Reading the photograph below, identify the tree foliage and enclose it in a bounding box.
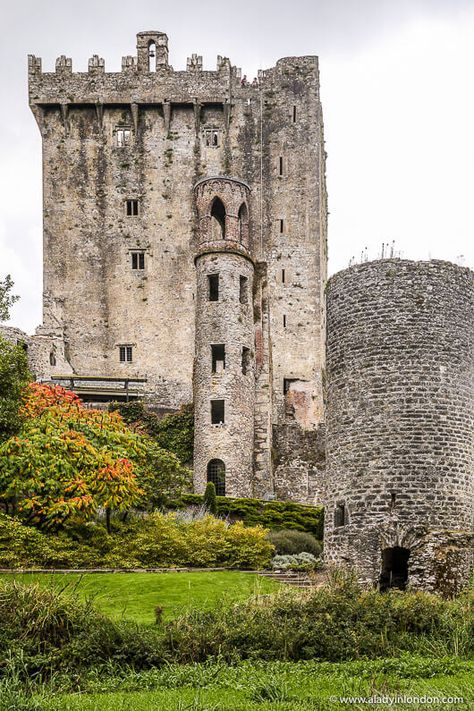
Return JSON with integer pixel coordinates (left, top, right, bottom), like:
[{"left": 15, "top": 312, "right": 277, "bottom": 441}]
[
  {"left": 203, "top": 482, "right": 217, "bottom": 515},
  {"left": 0, "top": 384, "right": 191, "bottom": 529},
  {"left": 0, "top": 275, "right": 19, "bottom": 322},
  {"left": 0, "top": 336, "right": 31, "bottom": 442}
]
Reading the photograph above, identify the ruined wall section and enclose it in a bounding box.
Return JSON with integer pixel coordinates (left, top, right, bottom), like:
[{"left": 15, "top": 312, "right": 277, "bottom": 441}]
[{"left": 325, "top": 260, "right": 474, "bottom": 594}]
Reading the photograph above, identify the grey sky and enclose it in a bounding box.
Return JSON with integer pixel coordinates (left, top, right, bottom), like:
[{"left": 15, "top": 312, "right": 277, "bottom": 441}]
[{"left": 1, "top": 0, "right": 474, "bottom": 332}]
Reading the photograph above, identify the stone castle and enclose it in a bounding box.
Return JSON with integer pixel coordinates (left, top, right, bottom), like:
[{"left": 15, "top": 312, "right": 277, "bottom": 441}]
[{"left": 1, "top": 31, "right": 472, "bottom": 594}]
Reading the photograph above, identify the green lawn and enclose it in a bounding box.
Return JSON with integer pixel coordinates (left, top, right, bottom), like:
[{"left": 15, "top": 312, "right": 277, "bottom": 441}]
[
  {"left": 41, "top": 659, "right": 474, "bottom": 710},
  {"left": 0, "top": 571, "right": 280, "bottom": 624}
]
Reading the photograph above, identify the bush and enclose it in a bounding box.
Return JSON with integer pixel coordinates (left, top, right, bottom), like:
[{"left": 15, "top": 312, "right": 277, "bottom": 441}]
[
  {"left": 165, "top": 573, "right": 474, "bottom": 663},
  {"left": 271, "top": 553, "right": 320, "bottom": 571},
  {"left": 203, "top": 482, "right": 217, "bottom": 515},
  {"left": 268, "top": 529, "right": 322, "bottom": 557},
  {"left": 175, "top": 496, "right": 324, "bottom": 537},
  {"left": 111, "top": 512, "right": 274, "bottom": 569},
  {"left": 0, "top": 580, "right": 166, "bottom": 677}
]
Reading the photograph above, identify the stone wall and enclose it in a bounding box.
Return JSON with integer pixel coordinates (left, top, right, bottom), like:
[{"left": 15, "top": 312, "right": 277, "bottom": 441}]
[{"left": 324, "top": 259, "right": 474, "bottom": 594}]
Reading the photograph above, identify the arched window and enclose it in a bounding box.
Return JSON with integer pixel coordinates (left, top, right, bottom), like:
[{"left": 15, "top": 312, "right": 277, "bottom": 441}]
[
  {"left": 49, "top": 351, "right": 57, "bottom": 367},
  {"left": 210, "top": 197, "right": 226, "bottom": 240},
  {"left": 238, "top": 202, "right": 249, "bottom": 244},
  {"left": 148, "top": 41, "right": 156, "bottom": 72},
  {"left": 207, "top": 459, "right": 226, "bottom": 496}
]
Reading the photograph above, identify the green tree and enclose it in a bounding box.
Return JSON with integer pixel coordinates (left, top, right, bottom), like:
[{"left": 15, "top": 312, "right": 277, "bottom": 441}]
[
  {"left": 0, "top": 336, "right": 31, "bottom": 441},
  {"left": 0, "top": 275, "right": 19, "bottom": 321},
  {"left": 204, "top": 482, "right": 217, "bottom": 515}
]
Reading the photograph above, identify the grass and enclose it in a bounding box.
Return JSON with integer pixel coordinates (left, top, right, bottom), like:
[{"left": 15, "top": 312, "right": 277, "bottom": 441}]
[
  {"left": 40, "top": 658, "right": 474, "bottom": 710},
  {"left": 0, "top": 571, "right": 280, "bottom": 625}
]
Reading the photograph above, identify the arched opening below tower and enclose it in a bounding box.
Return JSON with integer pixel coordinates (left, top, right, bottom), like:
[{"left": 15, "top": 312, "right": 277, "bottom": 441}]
[
  {"left": 379, "top": 547, "right": 410, "bottom": 592},
  {"left": 210, "top": 198, "right": 226, "bottom": 239},
  {"left": 207, "top": 459, "right": 226, "bottom": 496}
]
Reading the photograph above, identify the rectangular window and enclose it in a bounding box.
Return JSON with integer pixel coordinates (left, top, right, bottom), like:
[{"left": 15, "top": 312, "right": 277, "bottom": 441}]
[
  {"left": 116, "top": 128, "right": 132, "bottom": 147},
  {"left": 279, "top": 219, "right": 284, "bottom": 234},
  {"left": 241, "top": 346, "right": 251, "bottom": 375},
  {"left": 239, "top": 275, "right": 248, "bottom": 304},
  {"left": 203, "top": 128, "right": 220, "bottom": 147},
  {"left": 279, "top": 156, "right": 283, "bottom": 176},
  {"left": 119, "top": 345, "right": 133, "bottom": 363},
  {"left": 211, "top": 344, "right": 225, "bottom": 373},
  {"left": 208, "top": 274, "right": 219, "bottom": 301},
  {"left": 334, "top": 504, "right": 346, "bottom": 528},
  {"left": 292, "top": 105, "right": 297, "bottom": 123},
  {"left": 211, "top": 399, "right": 225, "bottom": 424},
  {"left": 131, "top": 251, "right": 145, "bottom": 270},
  {"left": 126, "top": 199, "right": 139, "bottom": 216},
  {"left": 281, "top": 268, "right": 286, "bottom": 284},
  {"left": 283, "top": 377, "right": 298, "bottom": 395},
  {"left": 283, "top": 314, "right": 287, "bottom": 328}
]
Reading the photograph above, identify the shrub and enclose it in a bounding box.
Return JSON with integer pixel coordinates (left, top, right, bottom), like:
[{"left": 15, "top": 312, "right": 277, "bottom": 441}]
[
  {"left": 271, "top": 553, "right": 320, "bottom": 571},
  {"left": 0, "top": 580, "right": 166, "bottom": 676},
  {"left": 165, "top": 573, "right": 474, "bottom": 663},
  {"left": 175, "top": 495, "right": 324, "bottom": 537},
  {"left": 268, "top": 529, "right": 322, "bottom": 557},
  {"left": 203, "top": 482, "right": 217, "bottom": 515}
]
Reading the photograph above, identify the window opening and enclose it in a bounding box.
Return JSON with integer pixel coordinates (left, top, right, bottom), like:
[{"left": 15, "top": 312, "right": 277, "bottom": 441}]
[
  {"left": 119, "top": 345, "right": 133, "bottom": 363},
  {"left": 203, "top": 128, "right": 221, "bottom": 147},
  {"left": 207, "top": 459, "right": 226, "bottom": 496},
  {"left": 148, "top": 41, "right": 156, "bottom": 72},
  {"left": 211, "top": 399, "right": 225, "bottom": 424},
  {"left": 379, "top": 547, "right": 410, "bottom": 592},
  {"left": 116, "top": 128, "right": 132, "bottom": 147},
  {"left": 126, "top": 199, "right": 139, "bottom": 216},
  {"left": 281, "top": 268, "right": 286, "bottom": 283},
  {"left": 239, "top": 275, "right": 248, "bottom": 304},
  {"left": 292, "top": 105, "right": 297, "bottom": 123},
  {"left": 279, "top": 219, "right": 284, "bottom": 234},
  {"left": 211, "top": 344, "right": 225, "bottom": 373},
  {"left": 283, "top": 377, "right": 299, "bottom": 395},
  {"left": 334, "top": 503, "right": 347, "bottom": 528},
  {"left": 283, "top": 314, "right": 287, "bottom": 328},
  {"left": 279, "top": 156, "right": 283, "bottom": 176},
  {"left": 131, "top": 251, "right": 145, "bottom": 270},
  {"left": 210, "top": 197, "right": 226, "bottom": 239},
  {"left": 242, "top": 346, "right": 251, "bottom": 375},
  {"left": 49, "top": 351, "right": 57, "bottom": 366},
  {"left": 238, "top": 203, "right": 249, "bottom": 243},
  {"left": 208, "top": 274, "right": 219, "bottom": 301}
]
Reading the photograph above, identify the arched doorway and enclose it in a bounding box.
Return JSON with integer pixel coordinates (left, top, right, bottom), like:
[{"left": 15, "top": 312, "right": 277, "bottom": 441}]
[
  {"left": 207, "top": 459, "right": 226, "bottom": 496},
  {"left": 210, "top": 198, "right": 226, "bottom": 239},
  {"left": 379, "top": 547, "right": 410, "bottom": 591}
]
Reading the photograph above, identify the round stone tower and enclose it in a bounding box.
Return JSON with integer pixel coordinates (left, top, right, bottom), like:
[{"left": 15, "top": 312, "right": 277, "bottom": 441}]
[
  {"left": 325, "top": 259, "right": 474, "bottom": 595},
  {"left": 193, "top": 177, "right": 255, "bottom": 497}
]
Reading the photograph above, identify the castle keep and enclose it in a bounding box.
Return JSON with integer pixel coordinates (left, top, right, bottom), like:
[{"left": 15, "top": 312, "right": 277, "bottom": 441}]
[
  {"left": 0, "top": 31, "right": 471, "bottom": 594},
  {"left": 25, "top": 31, "right": 327, "bottom": 503}
]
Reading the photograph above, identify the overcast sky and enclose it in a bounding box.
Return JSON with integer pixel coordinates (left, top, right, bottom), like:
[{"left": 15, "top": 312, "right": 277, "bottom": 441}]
[{"left": 1, "top": 0, "right": 474, "bottom": 333}]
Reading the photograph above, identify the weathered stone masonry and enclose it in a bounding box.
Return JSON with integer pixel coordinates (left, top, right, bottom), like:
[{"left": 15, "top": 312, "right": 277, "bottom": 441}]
[
  {"left": 324, "top": 260, "right": 474, "bottom": 594},
  {"left": 26, "top": 31, "right": 328, "bottom": 502}
]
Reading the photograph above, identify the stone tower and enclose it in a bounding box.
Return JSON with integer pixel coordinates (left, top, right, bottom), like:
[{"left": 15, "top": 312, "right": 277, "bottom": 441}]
[
  {"left": 28, "top": 31, "right": 328, "bottom": 502},
  {"left": 325, "top": 260, "right": 474, "bottom": 595}
]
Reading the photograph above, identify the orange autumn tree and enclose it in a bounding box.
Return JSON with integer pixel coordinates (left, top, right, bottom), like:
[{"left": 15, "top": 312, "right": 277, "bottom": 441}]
[{"left": 0, "top": 383, "right": 190, "bottom": 531}]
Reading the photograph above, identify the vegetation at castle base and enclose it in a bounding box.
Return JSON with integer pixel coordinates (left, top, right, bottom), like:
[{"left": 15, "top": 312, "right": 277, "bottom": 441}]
[
  {"left": 0, "top": 274, "right": 19, "bottom": 321},
  {"left": 0, "top": 384, "right": 190, "bottom": 530},
  {"left": 0, "top": 511, "right": 273, "bottom": 570},
  {"left": 0, "top": 335, "right": 31, "bottom": 442},
  {"left": 176, "top": 494, "right": 324, "bottom": 538},
  {"left": 110, "top": 401, "right": 194, "bottom": 467}
]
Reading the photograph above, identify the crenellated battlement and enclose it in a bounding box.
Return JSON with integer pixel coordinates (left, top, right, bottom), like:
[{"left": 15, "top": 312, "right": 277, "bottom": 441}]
[{"left": 28, "top": 31, "right": 318, "bottom": 109}]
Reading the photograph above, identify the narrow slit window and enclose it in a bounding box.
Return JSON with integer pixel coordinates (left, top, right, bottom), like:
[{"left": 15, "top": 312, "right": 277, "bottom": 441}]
[
  {"left": 126, "top": 199, "right": 139, "bottom": 216},
  {"left": 334, "top": 504, "right": 346, "bottom": 528},
  {"left": 241, "top": 346, "right": 251, "bottom": 375},
  {"left": 279, "top": 156, "right": 283, "bottom": 176},
  {"left": 281, "top": 268, "right": 286, "bottom": 284},
  {"left": 211, "top": 399, "right": 225, "bottom": 424},
  {"left": 49, "top": 351, "right": 57, "bottom": 366},
  {"left": 279, "top": 219, "right": 284, "bottom": 234},
  {"left": 211, "top": 344, "right": 225, "bottom": 373},
  {"left": 283, "top": 314, "right": 287, "bottom": 328},
  {"left": 116, "top": 128, "right": 132, "bottom": 147},
  {"left": 239, "top": 275, "right": 248, "bottom": 304},
  {"left": 292, "top": 105, "right": 297, "bottom": 123},
  {"left": 119, "top": 345, "right": 133, "bottom": 363},
  {"left": 208, "top": 274, "right": 219, "bottom": 301},
  {"left": 131, "top": 251, "right": 145, "bottom": 270}
]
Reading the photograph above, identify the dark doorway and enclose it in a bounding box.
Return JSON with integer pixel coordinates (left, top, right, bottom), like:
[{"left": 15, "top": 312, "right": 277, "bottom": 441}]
[
  {"left": 379, "top": 547, "right": 410, "bottom": 591},
  {"left": 207, "top": 459, "right": 226, "bottom": 496}
]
